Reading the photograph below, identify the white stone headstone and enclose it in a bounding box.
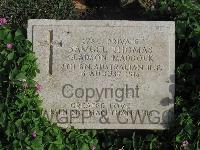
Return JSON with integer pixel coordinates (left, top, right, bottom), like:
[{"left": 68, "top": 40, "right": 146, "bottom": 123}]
[{"left": 28, "top": 20, "right": 175, "bottom": 129}]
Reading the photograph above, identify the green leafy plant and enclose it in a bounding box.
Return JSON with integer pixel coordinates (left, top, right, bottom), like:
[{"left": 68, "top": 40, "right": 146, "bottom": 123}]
[
  {"left": 0, "top": 22, "right": 98, "bottom": 150},
  {"left": 0, "top": 0, "right": 75, "bottom": 28}
]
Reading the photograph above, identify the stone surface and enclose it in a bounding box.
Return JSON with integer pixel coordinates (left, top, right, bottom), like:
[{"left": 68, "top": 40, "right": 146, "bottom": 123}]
[{"left": 28, "top": 20, "right": 175, "bottom": 129}]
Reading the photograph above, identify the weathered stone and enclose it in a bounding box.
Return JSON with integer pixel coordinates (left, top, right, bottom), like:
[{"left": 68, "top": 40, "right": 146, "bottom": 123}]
[{"left": 28, "top": 20, "right": 175, "bottom": 129}]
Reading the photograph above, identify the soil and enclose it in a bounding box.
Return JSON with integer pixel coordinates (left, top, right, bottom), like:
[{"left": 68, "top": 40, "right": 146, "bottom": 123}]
[{"left": 76, "top": 0, "right": 149, "bottom": 20}]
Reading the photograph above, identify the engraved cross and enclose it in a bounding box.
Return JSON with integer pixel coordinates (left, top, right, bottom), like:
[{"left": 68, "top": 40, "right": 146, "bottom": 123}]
[{"left": 38, "top": 30, "right": 62, "bottom": 75}]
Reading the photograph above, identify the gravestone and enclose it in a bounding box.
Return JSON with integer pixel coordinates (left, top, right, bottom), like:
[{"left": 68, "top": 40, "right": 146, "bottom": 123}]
[{"left": 28, "top": 20, "right": 175, "bottom": 129}]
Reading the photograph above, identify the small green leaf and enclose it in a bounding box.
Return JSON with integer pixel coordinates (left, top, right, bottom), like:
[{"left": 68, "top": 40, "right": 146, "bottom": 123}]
[
  {"left": 15, "top": 29, "right": 25, "bottom": 40},
  {"left": 31, "top": 137, "right": 43, "bottom": 150},
  {"left": 0, "top": 68, "right": 5, "bottom": 72},
  {"left": 1, "top": 50, "right": 8, "bottom": 55},
  {"left": 9, "top": 67, "right": 18, "bottom": 80},
  {"left": 66, "top": 145, "right": 73, "bottom": 150},
  {"left": 6, "top": 32, "right": 13, "bottom": 42},
  {"left": 80, "top": 143, "right": 89, "bottom": 150},
  {"left": 26, "top": 40, "right": 32, "bottom": 49},
  {"left": 49, "top": 143, "right": 56, "bottom": 150},
  {"left": 0, "top": 28, "right": 11, "bottom": 40},
  {"left": 15, "top": 29, "right": 23, "bottom": 37},
  {"left": 0, "top": 30, "right": 6, "bottom": 40},
  {"left": 91, "top": 130, "right": 97, "bottom": 138},
  {"left": 3, "top": 60, "right": 7, "bottom": 66},
  {"left": 7, "top": 52, "right": 14, "bottom": 60},
  {"left": 21, "top": 65, "right": 29, "bottom": 72},
  {"left": 15, "top": 73, "right": 27, "bottom": 81}
]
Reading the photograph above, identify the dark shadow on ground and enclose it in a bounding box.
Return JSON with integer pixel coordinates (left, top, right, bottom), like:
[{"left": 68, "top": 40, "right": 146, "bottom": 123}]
[{"left": 79, "top": 0, "right": 148, "bottom": 20}]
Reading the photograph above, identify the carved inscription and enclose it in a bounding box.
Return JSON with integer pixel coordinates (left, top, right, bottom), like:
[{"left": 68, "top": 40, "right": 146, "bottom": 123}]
[
  {"left": 29, "top": 20, "right": 175, "bottom": 129},
  {"left": 60, "top": 37, "right": 163, "bottom": 78}
]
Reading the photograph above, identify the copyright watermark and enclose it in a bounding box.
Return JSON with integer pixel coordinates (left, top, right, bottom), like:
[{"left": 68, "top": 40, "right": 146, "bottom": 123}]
[{"left": 62, "top": 84, "right": 140, "bottom": 102}]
